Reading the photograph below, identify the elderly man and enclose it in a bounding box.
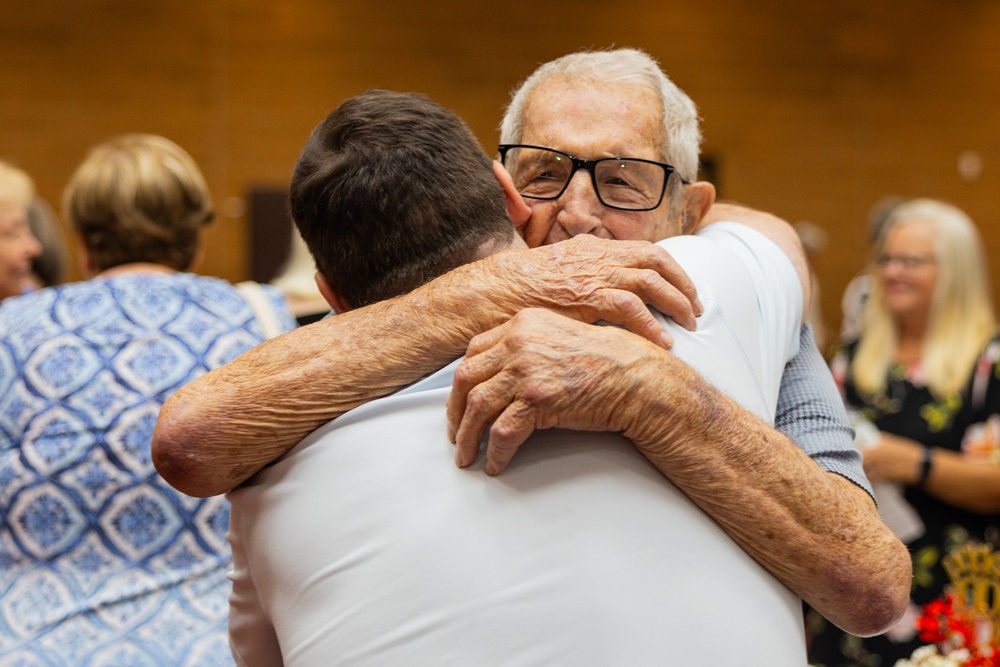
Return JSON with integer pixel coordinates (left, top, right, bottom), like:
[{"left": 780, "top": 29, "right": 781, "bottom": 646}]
[
  {"left": 154, "top": 49, "right": 909, "bottom": 637},
  {"left": 233, "top": 89, "right": 810, "bottom": 664}
]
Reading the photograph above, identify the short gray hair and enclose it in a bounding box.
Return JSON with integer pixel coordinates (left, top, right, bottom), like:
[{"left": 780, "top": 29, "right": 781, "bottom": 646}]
[{"left": 499, "top": 48, "right": 702, "bottom": 182}]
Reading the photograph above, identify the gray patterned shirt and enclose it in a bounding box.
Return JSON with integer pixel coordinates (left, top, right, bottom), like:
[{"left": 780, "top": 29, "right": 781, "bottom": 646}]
[{"left": 777, "top": 323, "right": 874, "bottom": 500}]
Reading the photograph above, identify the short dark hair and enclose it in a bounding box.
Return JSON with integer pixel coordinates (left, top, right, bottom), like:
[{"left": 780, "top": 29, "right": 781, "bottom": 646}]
[{"left": 290, "top": 90, "right": 513, "bottom": 309}]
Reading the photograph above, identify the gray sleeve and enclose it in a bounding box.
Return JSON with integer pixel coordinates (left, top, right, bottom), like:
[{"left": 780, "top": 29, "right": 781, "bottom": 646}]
[{"left": 775, "top": 323, "right": 875, "bottom": 501}]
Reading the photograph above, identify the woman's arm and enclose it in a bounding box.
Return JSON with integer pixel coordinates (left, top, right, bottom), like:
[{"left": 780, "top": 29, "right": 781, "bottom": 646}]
[{"left": 863, "top": 433, "right": 1000, "bottom": 513}]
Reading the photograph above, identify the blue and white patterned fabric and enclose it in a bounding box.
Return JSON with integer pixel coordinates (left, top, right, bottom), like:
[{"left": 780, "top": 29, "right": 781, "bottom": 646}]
[{"left": 0, "top": 272, "right": 294, "bottom": 666}]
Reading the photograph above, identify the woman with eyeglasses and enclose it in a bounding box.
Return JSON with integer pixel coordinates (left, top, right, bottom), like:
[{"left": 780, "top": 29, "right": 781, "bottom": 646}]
[{"left": 808, "top": 199, "right": 1000, "bottom": 665}]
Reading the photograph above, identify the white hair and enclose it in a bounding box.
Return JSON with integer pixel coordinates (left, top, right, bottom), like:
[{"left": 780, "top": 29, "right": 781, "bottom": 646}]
[{"left": 499, "top": 48, "right": 702, "bottom": 182}]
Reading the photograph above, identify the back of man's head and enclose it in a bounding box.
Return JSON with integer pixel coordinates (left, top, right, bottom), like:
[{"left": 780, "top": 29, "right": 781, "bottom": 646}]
[
  {"left": 291, "top": 90, "right": 514, "bottom": 309},
  {"left": 499, "top": 48, "right": 702, "bottom": 183}
]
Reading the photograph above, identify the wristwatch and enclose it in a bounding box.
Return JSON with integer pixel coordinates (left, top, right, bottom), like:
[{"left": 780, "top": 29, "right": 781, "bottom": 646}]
[{"left": 916, "top": 446, "right": 934, "bottom": 488}]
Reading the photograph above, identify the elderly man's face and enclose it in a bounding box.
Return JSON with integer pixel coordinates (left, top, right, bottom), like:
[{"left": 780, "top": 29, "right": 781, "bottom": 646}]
[{"left": 516, "top": 77, "right": 683, "bottom": 246}]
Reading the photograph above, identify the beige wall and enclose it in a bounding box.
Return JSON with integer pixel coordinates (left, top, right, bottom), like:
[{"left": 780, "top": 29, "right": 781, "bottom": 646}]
[{"left": 3, "top": 0, "right": 1000, "bottom": 343}]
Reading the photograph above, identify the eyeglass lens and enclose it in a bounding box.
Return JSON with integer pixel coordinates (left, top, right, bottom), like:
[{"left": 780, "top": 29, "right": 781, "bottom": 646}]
[
  {"left": 503, "top": 146, "right": 665, "bottom": 211},
  {"left": 876, "top": 254, "right": 935, "bottom": 269}
]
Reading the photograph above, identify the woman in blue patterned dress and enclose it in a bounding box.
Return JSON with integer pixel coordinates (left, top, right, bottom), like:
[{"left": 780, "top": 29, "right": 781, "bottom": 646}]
[
  {"left": 0, "top": 135, "right": 295, "bottom": 666},
  {"left": 807, "top": 199, "right": 1000, "bottom": 666}
]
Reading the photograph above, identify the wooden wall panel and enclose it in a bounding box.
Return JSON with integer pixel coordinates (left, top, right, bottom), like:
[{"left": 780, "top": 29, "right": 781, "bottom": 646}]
[{"left": 3, "top": 0, "right": 1000, "bottom": 341}]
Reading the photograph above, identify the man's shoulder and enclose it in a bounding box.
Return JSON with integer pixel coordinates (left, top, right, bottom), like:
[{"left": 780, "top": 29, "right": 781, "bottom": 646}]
[
  {"left": 687, "top": 220, "right": 782, "bottom": 251},
  {"left": 657, "top": 222, "right": 784, "bottom": 270},
  {"left": 656, "top": 223, "right": 794, "bottom": 299},
  {"left": 685, "top": 221, "right": 801, "bottom": 304}
]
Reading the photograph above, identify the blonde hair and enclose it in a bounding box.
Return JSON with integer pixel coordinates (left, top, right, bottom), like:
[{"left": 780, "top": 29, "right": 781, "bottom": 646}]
[
  {"left": 64, "top": 134, "right": 213, "bottom": 272},
  {"left": 0, "top": 160, "right": 35, "bottom": 213},
  {"left": 853, "top": 198, "right": 996, "bottom": 398}
]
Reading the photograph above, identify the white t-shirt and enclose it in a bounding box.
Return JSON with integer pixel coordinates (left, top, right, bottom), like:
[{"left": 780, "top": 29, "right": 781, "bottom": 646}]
[{"left": 227, "top": 223, "right": 804, "bottom": 666}]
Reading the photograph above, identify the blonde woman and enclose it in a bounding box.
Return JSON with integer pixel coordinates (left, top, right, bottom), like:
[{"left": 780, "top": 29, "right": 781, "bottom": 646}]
[
  {"left": 0, "top": 135, "right": 295, "bottom": 665},
  {"left": 0, "top": 160, "right": 42, "bottom": 299},
  {"left": 809, "top": 199, "right": 1000, "bottom": 665}
]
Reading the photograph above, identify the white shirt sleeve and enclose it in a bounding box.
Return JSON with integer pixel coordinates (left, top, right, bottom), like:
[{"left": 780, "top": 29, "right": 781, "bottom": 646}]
[{"left": 655, "top": 222, "right": 803, "bottom": 423}]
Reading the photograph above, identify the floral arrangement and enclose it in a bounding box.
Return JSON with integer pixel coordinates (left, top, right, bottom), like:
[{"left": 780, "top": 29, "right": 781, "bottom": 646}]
[{"left": 896, "top": 544, "right": 1000, "bottom": 666}]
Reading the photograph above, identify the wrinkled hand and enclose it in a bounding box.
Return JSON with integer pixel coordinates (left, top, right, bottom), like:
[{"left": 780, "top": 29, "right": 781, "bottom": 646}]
[
  {"left": 483, "top": 235, "right": 701, "bottom": 349},
  {"left": 862, "top": 433, "right": 922, "bottom": 484},
  {"left": 446, "top": 308, "right": 663, "bottom": 475}
]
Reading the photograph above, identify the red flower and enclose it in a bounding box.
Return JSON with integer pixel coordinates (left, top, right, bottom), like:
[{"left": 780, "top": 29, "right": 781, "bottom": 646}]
[
  {"left": 965, "top": 655, "right": 999, "bottom": 667},
  {"left": 913, "top": 592, "right": 1000, "bottom": 662},
  {"left": 916, "top": 595, "right": 955, "bottom": 643}
]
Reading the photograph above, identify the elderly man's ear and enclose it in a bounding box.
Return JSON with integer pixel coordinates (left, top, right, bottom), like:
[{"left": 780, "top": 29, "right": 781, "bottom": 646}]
[
  {"left": 492, "top": 161, "right": 540, "bottom": 246},
  {"left": 682, "top": 181, "right": 717, "bottom": 234}
]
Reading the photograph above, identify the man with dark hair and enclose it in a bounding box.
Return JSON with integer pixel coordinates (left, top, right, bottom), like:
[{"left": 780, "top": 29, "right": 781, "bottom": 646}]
[
  {"left": 229, "top": 89, "right": 813, "bottom": 664},
  {"left": 291, "top": 90, "right": 514, "bottom": 310}
]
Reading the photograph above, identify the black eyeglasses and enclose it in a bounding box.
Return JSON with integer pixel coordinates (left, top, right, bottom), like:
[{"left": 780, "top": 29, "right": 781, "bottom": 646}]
[{"left": 498, "top": 144, "right": 688, "bottom": 212}]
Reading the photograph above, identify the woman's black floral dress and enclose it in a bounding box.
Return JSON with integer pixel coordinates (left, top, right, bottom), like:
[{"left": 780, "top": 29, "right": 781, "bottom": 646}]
[{"left": 807, "top": 336, "right": 1000, "bottom": 667}]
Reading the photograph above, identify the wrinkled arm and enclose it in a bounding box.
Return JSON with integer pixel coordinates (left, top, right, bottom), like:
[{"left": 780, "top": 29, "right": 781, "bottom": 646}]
[
  {"left": 153, "top": 236, "right": 701, "bottom": 497},
  {"left": 621, "top": 352, "right": 910, "bottom": 637},
  {"left": 703, "top": 208, "right": 877, "bottom": 502},
  {"left": 447, "top": 310, "right": 911, "bottom": 637}
]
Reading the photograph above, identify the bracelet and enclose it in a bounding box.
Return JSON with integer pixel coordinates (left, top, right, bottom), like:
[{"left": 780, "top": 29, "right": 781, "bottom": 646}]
[{"left": 917, "top": 446, "right": 934, "bottom": 488}]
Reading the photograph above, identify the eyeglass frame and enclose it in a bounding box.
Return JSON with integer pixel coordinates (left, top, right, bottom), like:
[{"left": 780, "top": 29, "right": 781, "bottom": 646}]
[
  {"left": 875, "top": 253, "right": 937, "bottom": 270},
  {"left": 497, "top": 144, "right": 691, "bottom": 212}
]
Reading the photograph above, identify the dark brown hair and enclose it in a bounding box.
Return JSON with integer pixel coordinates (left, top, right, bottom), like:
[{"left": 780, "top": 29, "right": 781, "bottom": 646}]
[{"left": 290, "top": 90, "right": 512, "bottom": 308}]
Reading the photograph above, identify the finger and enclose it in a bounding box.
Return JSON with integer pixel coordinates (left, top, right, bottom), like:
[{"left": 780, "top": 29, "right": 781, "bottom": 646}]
[
  {"left": 484, "top": 400, "right": 537, "bottom": 476},
  {"left": 465, "top": 321, "right": 513, "bottom": 359},
  {"left": 447, "top": 342, "right": 507, "bottom": 443},
  {"left": 573, "top": 289, "right": 674, "bottom": 349},
  {"left": 600, "top": 242, "right": 702, "bottom": 322},
  {"left": 641, "top": 246, "right": 703, "bottom": 318},
  {"left": 453, "top": 374, "right": 516, "bottom": 468},
  {"left": 626, "top": 267, "right": 698, "bottom": 332},
  {"left": 522, "top": 208, "right": 556, "bottom": 249}
]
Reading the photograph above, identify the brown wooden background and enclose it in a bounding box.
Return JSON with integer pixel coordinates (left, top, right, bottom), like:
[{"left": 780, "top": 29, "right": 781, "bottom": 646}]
[{"left": 3, "top": 0, "right": 999, "bottom": 345}]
